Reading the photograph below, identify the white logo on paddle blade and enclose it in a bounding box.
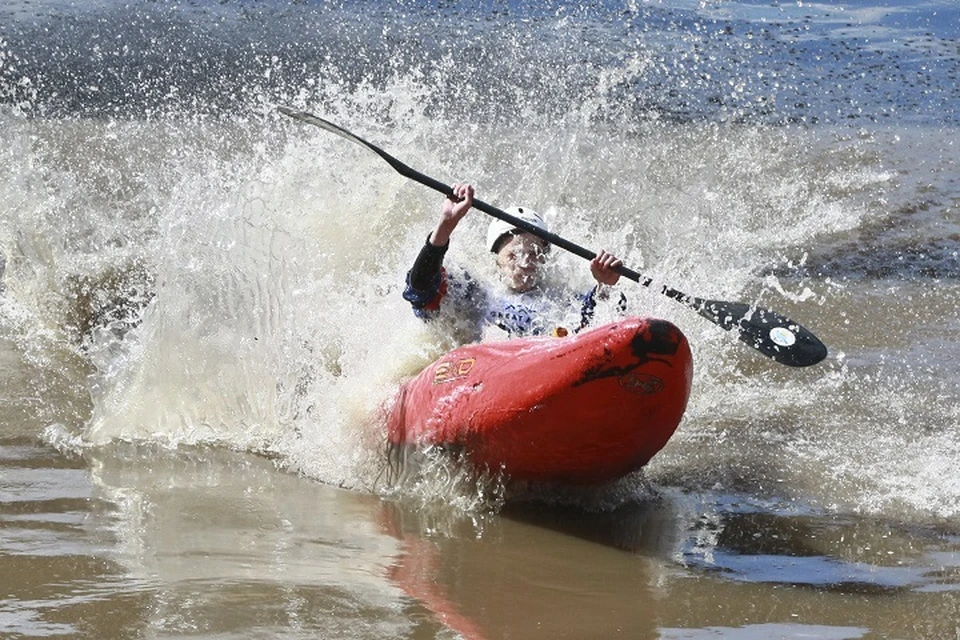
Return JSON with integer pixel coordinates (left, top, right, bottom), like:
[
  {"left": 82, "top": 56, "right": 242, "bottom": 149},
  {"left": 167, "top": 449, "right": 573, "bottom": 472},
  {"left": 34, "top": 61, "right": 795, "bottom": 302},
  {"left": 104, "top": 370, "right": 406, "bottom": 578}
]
[{"left": 769, "top": 326, "right": 797, "bottom": 347}]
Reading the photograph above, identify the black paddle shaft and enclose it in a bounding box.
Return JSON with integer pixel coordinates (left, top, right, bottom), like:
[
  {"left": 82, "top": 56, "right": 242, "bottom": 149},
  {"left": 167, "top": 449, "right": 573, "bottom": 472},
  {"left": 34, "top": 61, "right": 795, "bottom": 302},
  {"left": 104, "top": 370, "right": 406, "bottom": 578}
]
[{"left": 278, "top": 107, "right": 828, "bottom": 368}]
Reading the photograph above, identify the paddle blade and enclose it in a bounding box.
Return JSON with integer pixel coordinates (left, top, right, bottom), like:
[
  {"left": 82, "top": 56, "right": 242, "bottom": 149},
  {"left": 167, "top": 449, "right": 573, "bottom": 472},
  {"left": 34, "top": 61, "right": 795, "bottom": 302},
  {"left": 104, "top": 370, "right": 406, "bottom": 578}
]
[
  {"left": 696, "top": 299, "right": 828, "bottom": 367},
  {"left": 278, "top": 107, "right": 363, "bottom": 146},
  {"left": 278, "top": 106, "right": 456, "bottom": 196}
]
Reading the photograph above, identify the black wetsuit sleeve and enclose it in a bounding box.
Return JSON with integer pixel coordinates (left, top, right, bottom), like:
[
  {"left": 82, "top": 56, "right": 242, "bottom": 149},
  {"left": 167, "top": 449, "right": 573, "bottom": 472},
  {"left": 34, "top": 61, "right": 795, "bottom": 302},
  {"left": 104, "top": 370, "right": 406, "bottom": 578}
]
[{"left": 407, "top": 235, "right": 448, "bottom": 292}]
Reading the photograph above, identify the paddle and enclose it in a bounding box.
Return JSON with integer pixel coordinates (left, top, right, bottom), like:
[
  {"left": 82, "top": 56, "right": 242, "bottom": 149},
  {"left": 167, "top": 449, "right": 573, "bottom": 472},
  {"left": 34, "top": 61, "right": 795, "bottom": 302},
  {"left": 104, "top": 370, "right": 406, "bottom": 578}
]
[{"left": 278, "top": 106, "right": 828, "bottom": 367}]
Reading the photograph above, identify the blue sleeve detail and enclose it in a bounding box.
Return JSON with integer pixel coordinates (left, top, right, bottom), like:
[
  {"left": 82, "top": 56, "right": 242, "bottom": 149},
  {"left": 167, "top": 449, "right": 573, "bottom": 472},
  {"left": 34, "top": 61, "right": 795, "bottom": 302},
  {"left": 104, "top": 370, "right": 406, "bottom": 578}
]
[
  {"left": 403, "top": 269, "right": 443, "bottom": 318},
  {"left": 579, "top": 286, "right": 598, "bottom": 330},
  {"left": 579, "top": 285, "right": 627, "bottom": 330}
]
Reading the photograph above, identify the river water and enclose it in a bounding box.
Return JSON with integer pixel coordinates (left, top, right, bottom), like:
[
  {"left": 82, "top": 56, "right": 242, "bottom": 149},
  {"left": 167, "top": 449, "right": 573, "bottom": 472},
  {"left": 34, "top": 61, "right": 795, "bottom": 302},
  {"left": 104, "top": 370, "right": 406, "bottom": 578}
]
[{"left": 2, "top": 0, "right": 959, "bottom": 638}]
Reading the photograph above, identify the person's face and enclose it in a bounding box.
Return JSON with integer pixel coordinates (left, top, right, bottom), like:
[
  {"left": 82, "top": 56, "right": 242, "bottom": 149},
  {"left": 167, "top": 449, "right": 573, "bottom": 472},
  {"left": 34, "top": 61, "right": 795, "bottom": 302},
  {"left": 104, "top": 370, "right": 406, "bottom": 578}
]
[{"left": 495, "top": 232, "right": 549, "bottom": 292}]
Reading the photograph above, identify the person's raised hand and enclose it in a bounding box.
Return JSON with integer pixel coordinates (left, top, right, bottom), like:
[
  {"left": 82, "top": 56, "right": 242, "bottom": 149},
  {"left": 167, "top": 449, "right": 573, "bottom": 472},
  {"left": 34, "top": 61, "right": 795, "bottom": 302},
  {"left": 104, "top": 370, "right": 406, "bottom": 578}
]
[{"left": 431, "top": 182, "right": 475, "bottom": 246}]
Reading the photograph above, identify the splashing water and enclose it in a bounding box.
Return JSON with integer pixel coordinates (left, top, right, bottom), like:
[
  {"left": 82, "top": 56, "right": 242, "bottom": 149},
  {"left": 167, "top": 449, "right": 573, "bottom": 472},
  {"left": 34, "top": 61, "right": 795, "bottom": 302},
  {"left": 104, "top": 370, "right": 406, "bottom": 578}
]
[{"left": 1, "top": 0, "right": 958, "bottom": 518}]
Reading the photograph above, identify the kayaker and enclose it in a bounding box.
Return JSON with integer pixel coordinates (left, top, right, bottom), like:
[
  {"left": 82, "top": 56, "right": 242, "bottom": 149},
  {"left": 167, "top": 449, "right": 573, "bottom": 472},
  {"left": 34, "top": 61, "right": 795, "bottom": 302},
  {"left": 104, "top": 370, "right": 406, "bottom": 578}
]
[{"left": 403, "top": 183, "right": 627, "bottom": 338}]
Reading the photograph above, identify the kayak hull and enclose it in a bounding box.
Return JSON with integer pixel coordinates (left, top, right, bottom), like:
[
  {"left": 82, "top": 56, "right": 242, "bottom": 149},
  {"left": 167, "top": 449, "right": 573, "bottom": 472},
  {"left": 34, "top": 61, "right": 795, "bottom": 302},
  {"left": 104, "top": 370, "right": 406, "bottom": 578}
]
[{"left": 387, "top": 317, "right": 693, "bottom": 485}]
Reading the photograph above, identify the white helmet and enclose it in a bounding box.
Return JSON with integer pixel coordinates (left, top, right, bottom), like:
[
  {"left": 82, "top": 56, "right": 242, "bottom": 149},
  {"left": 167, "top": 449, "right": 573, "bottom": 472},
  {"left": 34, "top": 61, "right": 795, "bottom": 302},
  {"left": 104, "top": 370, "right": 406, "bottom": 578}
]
[{"left": 486, "top": 206, "right": 548, "bottom": 253}]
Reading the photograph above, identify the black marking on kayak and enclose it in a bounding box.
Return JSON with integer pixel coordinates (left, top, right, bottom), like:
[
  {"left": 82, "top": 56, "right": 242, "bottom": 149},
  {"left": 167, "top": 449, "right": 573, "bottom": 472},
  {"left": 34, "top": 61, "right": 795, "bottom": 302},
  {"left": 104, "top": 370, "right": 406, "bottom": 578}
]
[
  {"left": 631, "top": 319, "right": 683, "bottom": 361},
  {"left": 572, "top": 320, "right": 681, "bottom": 387}
]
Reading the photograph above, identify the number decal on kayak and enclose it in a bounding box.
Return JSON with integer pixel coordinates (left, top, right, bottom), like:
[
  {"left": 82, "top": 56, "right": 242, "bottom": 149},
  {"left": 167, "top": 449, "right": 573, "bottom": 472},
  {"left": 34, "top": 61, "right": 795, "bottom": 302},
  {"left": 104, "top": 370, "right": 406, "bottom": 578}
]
[
  {"left": 619, "top": 373, "right": 664, "bottom": 395},
  {"left": 433, "top": 357, "right": 476, "bottom": 384}
]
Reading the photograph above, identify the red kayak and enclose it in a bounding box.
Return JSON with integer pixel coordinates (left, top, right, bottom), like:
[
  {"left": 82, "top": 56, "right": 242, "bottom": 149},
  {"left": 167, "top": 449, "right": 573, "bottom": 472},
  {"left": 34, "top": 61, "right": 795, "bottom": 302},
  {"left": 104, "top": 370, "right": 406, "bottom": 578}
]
[{"left": 386, "top": 317, "right": 693, "bottom": 485}]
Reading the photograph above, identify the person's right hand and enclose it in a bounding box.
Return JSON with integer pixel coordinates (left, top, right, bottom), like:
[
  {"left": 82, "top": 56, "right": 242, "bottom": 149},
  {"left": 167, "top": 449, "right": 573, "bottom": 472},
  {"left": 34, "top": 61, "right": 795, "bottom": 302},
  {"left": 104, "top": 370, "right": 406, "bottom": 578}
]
[
  {"left": 431, "top": 182, "right": 475, "bottom": 246},
  {"left": 441, "top": 183, "right": 474, "bottom": 223}
]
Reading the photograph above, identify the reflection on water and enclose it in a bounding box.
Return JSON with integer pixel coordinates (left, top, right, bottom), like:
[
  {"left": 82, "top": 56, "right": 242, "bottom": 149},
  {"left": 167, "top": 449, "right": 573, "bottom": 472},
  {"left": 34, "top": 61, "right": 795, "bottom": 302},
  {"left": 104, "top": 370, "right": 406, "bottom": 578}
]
[
  {"left": 0, "top": 438, "right": 152, "bottom": 638},
  {"left": 672, "top": 495, "right": 960, "bottom": 594},
  {"left": 660, "top": 623, "right": 869, "bottom": 640},
  {"left": 7, "top": 440, "right": 959, "bottom": 639}
]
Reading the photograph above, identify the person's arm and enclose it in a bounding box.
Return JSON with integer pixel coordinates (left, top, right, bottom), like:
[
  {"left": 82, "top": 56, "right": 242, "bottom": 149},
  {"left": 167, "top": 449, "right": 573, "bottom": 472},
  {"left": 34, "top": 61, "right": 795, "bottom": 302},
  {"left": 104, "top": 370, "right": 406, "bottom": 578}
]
[
  {"left": 402, "top": 183, "right": 475, "bottom": 315},
  {"left": 403, "top": 235, "right": 448, "bottom": 313},
  {"left": 428, "top": 182, "right": 474, "bottom": 247}
]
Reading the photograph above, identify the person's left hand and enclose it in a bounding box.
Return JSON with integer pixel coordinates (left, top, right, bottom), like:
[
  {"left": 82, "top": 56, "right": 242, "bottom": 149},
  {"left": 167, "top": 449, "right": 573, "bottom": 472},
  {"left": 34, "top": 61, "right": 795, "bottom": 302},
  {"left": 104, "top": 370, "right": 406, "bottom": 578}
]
[{"left": 590, "top": 249, "right": 622, "bottom": 286}]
